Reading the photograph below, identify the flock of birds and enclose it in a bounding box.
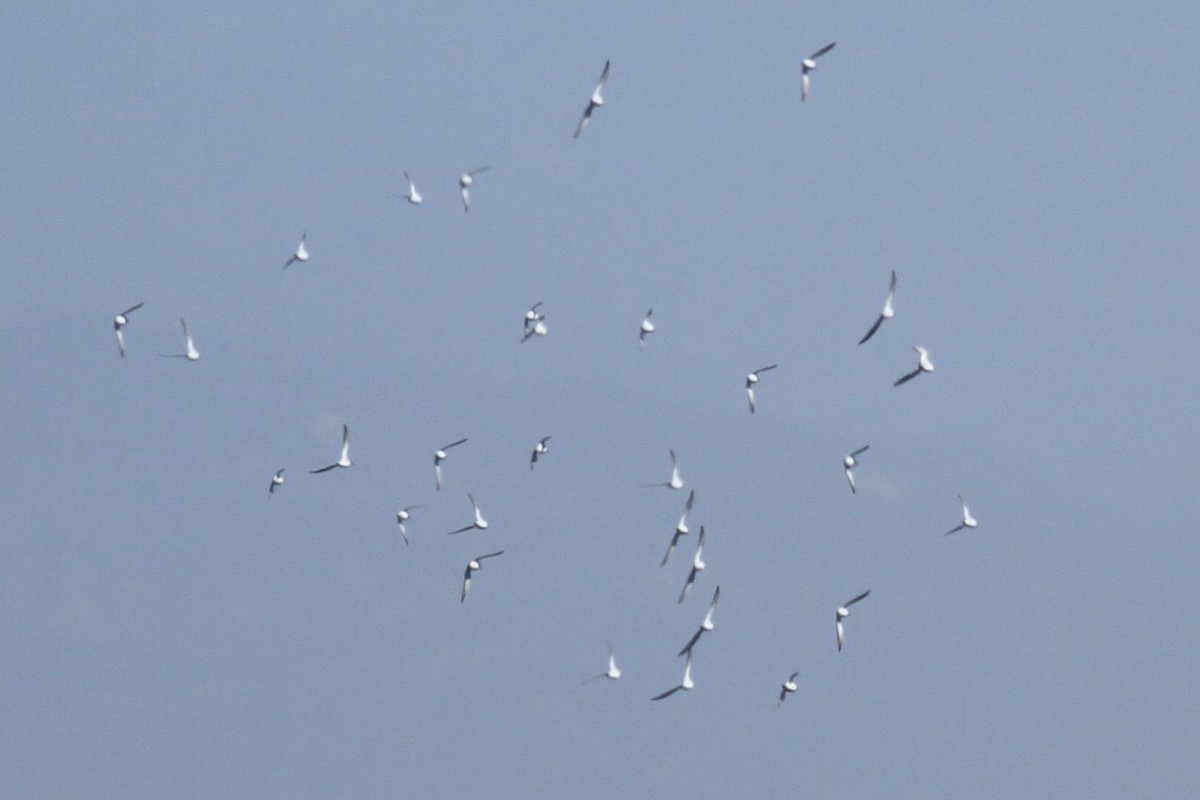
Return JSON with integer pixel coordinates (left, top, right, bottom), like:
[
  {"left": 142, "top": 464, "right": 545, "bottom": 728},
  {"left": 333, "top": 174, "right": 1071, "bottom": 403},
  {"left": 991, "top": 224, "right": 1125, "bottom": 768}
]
[{"left": 109, "top": 45, "right": 982, "bottom": 706}]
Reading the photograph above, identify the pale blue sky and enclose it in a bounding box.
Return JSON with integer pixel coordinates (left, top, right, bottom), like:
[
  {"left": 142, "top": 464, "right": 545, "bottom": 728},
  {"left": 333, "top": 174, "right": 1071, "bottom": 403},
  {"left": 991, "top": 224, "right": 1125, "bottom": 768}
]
[{"left": 1, "top": 3, "right": 1198, "bottom": 798}]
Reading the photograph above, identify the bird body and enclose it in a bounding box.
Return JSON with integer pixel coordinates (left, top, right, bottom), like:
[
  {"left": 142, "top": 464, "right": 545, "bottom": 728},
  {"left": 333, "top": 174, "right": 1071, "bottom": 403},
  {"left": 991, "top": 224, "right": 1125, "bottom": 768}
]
[
  {"left": 396, "top": 505, "right": 424, "bottom": 545},
  {"left": 639, "top": 309, "right": 655, "bottom": 345},
  {"left": 858, "top": 271, "right": 897, "bottom": 345},
  {"left": 448, "top": 494, "right": 488, "bottom": 534},
  {"left": 945, "top": 495, "right": 979, "bottom": 536},
  {"left": 745, "top": 364, "right": 778, "bottom": 413},
  {"left": 678, "top": 585, "right": 720, "bottom": 655},
  {"left": 583, "top": 642, "right": 622, "bottom": 683},
  {"left": 113, "top": 302, "right": 144, "bottom": 357},
  {"left": 652, "top": 650, "right": 695, "bottom": 701},
  {"left": 462, "top": 550, "right": 504, "bottom": 601},
  {"left": 801, "top": 41, "right": 836, "bottom": 101},
  {"left": 836, "top": 590, "right": 871, "bottom": 651},
  {"left": 282, "top": 232, "right": 309, "bottom": 269},
  {"left": 778, "top": 672, "right": 799, "bottom": 706},
  {"left": 642, "top": 449, "right": 684, "bottom": 490},
  {"left": 434, "top": 438, "right": 467, "bottom": 490},
  {"left": 268, "top": 469, "right": 285, "bottom": 498},
  {"left": 574, "top": 60, "right": 611, "bottom": 138},
  {"left": 459, "top": 167, "right": 490, "bottom": 212},
  {"left": 161, "top": 318, "right": 201, "bottom": 361},
  {"left": 310, "top": 424, "right": 352, "bottom": 473},
  {"left": 844, "top": 445, "right": 869, "bottom": 494},
  {"left": 403, "top": 171, "right": 422, "bottom": 204},
  {"left": 678, "top": 526, "right": 707, "bottom": 603},
  {"left": 530, "top": 436, "right": 551, "bottom": 470},
  {"left": 894, "top": 345, "right": 934, "bottom": 386},
  {"left": 661, "top": 489, "right": 696, "bottom": 566}
]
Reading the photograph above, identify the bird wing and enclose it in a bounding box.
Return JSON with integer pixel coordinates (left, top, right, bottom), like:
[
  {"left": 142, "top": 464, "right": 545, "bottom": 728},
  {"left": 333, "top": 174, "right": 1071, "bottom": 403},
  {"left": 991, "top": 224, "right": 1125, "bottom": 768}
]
[
  {"left": 858, "top": 315, "right": 885, "bottom": 345},
  {"left": 845, "top": 590, "right": 871, "bottom": 607},
  {"left": 810, "top": 41, "right": 836, "bottom": 59}
]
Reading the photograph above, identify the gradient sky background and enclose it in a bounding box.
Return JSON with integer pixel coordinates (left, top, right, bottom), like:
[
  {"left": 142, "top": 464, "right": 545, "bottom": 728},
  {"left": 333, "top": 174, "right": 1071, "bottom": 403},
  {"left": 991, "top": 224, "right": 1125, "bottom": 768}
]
[{"left": 2, "top": 2, "right": 1198, "bottom": 798}]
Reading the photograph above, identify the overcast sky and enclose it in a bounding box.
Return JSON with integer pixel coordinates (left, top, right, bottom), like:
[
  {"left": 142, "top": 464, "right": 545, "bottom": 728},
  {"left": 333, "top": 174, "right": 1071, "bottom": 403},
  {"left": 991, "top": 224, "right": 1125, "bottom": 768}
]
[{"left": 1, "top": 3, "right": 1198, "bottom": 798}]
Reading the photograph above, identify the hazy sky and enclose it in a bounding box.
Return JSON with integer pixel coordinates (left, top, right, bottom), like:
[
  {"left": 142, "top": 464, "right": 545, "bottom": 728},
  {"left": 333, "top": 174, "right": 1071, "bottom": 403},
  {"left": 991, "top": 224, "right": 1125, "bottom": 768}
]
[{"left": 2, "top": 3, "right": 1198, "bottom": 798}]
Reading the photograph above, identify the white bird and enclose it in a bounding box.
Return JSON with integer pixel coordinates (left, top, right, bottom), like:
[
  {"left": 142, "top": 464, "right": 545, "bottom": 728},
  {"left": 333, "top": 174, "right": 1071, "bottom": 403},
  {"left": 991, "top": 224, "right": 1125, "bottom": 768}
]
[
  {"left": 524, "top": 301, "right": 544, "bottom": 326},
  {"left": 894, "top": 345, "right": 934, "bottom": 386},
  {"left": 160, "top": 318, "right": 201, "bottom": 361},
  {"left": 403, "top": 171, "right": 423, "bottom": 205},
  {"left": 836, "top": 590, "right": 871, "bottom": 652},
  {"left": 944, "top": 495, "right": 979, "bottom": 536},
  {"left": 434, "top": 438, "right": 468, "bottom": 491},
  {"left": 282, "top": 232, "right": 309, "bottom": 269},
  {"left": 641, "top": 449, "right": 684, "bottom": 490},
  {"left": 639, "top": 308, "right": 656, "bottom": 346},
  {"left": 268, "top": 469, "right": 285, "bottom": 498},
  {"left": 844, "top": 445, "right": 870, "bottom": 494},
  {"left": 651, "top": 649, "right": 695, "bottom": 701},
  {"left": 521, "top": 316, "right": 548, "bottom": 343},
  {"left": 858, "top": 271, "right": 897, "bottom": 345},
  {"left": 801, "top": 41, "right": 836, "bottom": 102},
  {"left": 660, "top": 489, "right": 696, "bottom": 566},
  {"left": 573, "top": 59, "right": 611, "bottom": 139},
  {"left": 310, "top": 424, "right": 352, "bottom": 473},
  {"left": 461, "top": 550, "right": 504, "bottom": 602},
  {"left": 448, "top": 493, "right": 489, "bottom": 535},
  {"left": 778, "top": 672, "right": 799, "bottom": 707},
  {"left": 521, "top": 301, "right": 547, "bottom": 342},
  {"left": 678, "top": 525, "right": 707, "bottom": 603},
  {"left": 530, "top": 436, "right": 551, "bottom": 470},
  {"left": 113, "top": 302, "right": 144, "bottom": 357},
  {"left": 459, "top": 167, "right": 490, "bottom": 212},
  {"left": 583, "top": 642, "right": 622, "bottom": 684},
  {"left": 678, "top": 585, "right": 720, "bottom": 655},
  {"left": 745, "top": 364, "right": 778, "bottom": 414},
  {"left": 396, "top": 504, "right": 425, "bottom": 545}
]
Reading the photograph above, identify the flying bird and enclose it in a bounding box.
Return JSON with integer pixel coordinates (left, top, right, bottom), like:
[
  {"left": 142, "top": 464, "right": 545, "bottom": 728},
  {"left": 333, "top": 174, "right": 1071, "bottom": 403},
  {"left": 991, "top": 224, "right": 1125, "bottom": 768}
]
[
  {"left": 521, "top": 301, "right": 547, "bottom": 342},
  {"left": 573, "top": 59, "right": 611, "bottom": 138},
  {"left": 778, "top": 672, "right": 799, "bottom": 707},
  {"left": 396, "top": 505, "right": 425, "bottom": 545},
  {"left": 523, "top": 301, "right": 544, "bottom": 327},
  {"left": 160, "top": 318, "right": 201, "bottom": 361},
  {"left": 583, "top": 642, "right": 622, "bottom": 684},
  {"left": 944, "top": 495, "right": 979, "bottom": 536},
  {"left": 678, "top": 585, "right": 720, "bottom": 656},
  {"left": 434, "top": 438, "right": 468, "bottom": 491},
  {"left": 310, "top": 424, "right": 352, "bottom": 473},
  {"left": 113, "top": 302, "right": 144, "bottom": 357},
  {"left": 459, "top": 167, "right": 490, "bottom": 212},
  {"left": 894, "top": 345, "right": 934, "bottom": 386},
  {"left": 448, "top": 493, "right": 489, "bottom": 535},
  {"left": 461, "top": 550, "right": 504, "bottom": 602},
  {"left": 530, "top": 436, "right": 551, "bottom": 470},
  {"left": 836, "top": 590, "right": 871, "bottom": 652},
  {"left": 844, "top": 445, "right": 870, "bottom": 494},
  {"left": 858, "top": 271, "right": 897, "bottom": 345},
  {"left": 282, "top": 232, "right": 309, "bottom": 269},
  {"left": 639, "top": 308, "right": 656, "bottom": 346},
  {"left": 651, "top": 649, "right": 695, "bottom": 701},
  {"left": 403, "top": 171, "right": 423, "bottom": 205},
  {"left": 268, "top": 469, "right": 285, "bottom": 498},
  {"left": 660, "top": 489, "right": 695, "bottom": 566},
  {"left": 521, "top": 316, "right": 548, "bottom": 343},
  {"left": 745, "top": 364, "right": 778, "bottom": 414},
  {"left": 678, "top": 525, "right": 708, "bottom": 603},
  {"left": 801, "top": 41, "right": 836, "bottom": 102},
  {"left": 641, "top": 449, "right": 684, "bottom": 490}
]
